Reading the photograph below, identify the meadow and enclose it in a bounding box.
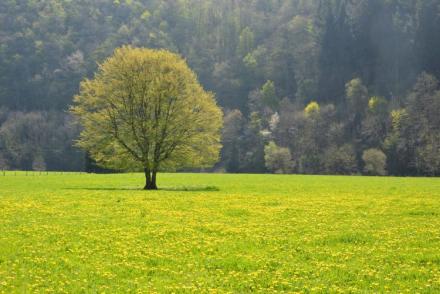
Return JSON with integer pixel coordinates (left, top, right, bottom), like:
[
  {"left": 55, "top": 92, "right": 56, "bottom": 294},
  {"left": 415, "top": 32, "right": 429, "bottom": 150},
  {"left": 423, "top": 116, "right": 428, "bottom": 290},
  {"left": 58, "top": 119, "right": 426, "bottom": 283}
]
[{"left": 0, "top": 172, "right": 440, "bottom": 293}]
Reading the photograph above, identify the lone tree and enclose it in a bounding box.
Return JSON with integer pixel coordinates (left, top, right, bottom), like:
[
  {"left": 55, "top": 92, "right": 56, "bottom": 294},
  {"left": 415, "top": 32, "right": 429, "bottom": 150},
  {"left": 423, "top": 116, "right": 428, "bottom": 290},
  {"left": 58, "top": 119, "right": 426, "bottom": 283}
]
[{"left": 71, "top": 46, "right": 223, "bottom": 190}]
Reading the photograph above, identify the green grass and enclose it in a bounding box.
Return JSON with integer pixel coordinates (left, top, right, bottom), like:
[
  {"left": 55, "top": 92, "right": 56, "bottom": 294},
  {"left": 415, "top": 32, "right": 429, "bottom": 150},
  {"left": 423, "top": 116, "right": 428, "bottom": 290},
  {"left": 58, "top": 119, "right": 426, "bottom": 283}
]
[{"left": 1, "top": 173, "right": 440, "bottom": 293}]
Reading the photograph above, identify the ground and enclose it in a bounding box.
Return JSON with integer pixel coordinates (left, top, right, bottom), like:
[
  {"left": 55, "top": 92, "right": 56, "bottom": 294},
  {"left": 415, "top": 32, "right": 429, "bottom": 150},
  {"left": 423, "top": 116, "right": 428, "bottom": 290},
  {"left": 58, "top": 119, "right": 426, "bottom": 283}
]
[{"left": 0, "top": 172, "right": 440, "bottom": 293}]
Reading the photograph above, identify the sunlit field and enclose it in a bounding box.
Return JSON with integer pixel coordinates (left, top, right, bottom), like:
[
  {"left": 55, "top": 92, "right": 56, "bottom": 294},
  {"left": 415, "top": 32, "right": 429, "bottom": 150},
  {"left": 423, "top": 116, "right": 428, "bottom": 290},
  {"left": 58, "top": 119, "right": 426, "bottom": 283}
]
[{"left": 1, "top": 173, "right": 440, "bottom": 293}]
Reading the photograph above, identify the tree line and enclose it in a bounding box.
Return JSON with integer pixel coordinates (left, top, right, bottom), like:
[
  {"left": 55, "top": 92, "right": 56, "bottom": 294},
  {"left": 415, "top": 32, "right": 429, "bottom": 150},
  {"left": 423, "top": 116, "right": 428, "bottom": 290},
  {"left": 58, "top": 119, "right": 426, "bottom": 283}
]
[
  {"left": 0, "top": 0, "right": 439, "bottom": 175},
  {"left": 223, "top": 73, "right": 440, "bottom": 176}
]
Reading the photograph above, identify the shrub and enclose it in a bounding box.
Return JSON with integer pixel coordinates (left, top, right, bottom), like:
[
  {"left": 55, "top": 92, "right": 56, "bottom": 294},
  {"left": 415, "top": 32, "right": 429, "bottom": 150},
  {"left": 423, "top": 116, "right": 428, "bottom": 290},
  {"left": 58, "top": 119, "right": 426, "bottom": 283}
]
[
  {"left": 363, "top": 149, "right": 387, "bottom": 176},
  {"left": 264, "top": 142, "right": 293, "bottom": 174},
  {"left": 324, "top": 145, "right": 358, "bottom": 175}
]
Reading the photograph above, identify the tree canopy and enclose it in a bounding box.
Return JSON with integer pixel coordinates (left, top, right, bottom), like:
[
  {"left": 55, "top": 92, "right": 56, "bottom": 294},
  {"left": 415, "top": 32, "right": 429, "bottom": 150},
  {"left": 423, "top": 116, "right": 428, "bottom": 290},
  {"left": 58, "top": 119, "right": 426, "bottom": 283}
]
[{"left": 71, "top": 46, "right": 222, "bottom": 189}]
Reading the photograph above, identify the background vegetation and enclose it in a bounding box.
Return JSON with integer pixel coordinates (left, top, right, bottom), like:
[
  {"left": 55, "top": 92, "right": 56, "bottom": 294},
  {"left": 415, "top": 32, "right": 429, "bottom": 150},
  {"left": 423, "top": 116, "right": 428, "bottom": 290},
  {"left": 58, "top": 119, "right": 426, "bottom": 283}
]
[{"left": 0, "top": 0, "right": 439, "bottom": 175}]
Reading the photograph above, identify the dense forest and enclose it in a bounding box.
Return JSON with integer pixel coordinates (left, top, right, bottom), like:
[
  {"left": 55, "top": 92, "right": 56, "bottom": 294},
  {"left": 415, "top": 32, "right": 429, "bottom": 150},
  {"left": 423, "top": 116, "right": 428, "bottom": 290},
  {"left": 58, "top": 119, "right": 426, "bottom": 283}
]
[{"left": 0, "top": 0, "right": 439, "bottom": 175}]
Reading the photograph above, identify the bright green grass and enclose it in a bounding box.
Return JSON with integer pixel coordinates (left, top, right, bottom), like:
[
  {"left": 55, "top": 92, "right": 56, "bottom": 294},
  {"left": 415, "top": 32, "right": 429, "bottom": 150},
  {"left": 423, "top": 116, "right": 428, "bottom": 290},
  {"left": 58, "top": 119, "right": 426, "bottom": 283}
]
[{"left": 1, "top": 173, "right": 440, "bottom": 293}]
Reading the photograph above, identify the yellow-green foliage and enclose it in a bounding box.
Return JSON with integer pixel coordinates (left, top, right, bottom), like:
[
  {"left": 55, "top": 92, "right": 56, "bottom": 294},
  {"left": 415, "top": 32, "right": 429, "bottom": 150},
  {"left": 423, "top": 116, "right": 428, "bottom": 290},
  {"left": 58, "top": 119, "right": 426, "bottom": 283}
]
[
  {"left": 1, "top": 173, "right": 440, "bottom": 292},
  {"left": 71, "top": 46, "right": 223, "bottom": 172},
  {"left": 391, "top": 109, "right": 408, "bottom": 131},
  {"left": 368, "top": 96, "right": 387, "bottom": 112},
  {"left": 304, "top": 101, "right": 320, "bottom": 117}
]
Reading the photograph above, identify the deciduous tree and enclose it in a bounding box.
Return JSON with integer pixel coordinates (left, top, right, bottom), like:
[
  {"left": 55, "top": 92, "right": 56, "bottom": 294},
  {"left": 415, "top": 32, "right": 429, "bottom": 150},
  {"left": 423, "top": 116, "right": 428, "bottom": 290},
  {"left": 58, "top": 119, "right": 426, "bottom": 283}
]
[{"left": 71, "top": 46, "right": 223, "bottom": 190}]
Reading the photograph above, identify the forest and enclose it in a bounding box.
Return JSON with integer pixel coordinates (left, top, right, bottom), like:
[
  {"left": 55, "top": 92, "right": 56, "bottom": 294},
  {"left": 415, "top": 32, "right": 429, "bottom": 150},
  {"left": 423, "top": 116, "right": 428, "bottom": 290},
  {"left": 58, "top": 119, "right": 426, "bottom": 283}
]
[{"left": 0, "top": 0, "right": 439, "bottom": 176}]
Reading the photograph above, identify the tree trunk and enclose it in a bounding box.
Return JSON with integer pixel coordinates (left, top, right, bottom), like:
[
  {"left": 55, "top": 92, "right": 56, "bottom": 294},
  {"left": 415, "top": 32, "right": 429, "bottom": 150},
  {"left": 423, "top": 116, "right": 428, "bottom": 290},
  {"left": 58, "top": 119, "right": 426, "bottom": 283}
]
[
  {"left": 144, "top": 168, "right": 152, "bottom": 190},
  {"left": 150, "top": 171, "right": 158, "bottom": 190},
  {"left": 144, "top": 168, "right": 158, "bottom": 190}
]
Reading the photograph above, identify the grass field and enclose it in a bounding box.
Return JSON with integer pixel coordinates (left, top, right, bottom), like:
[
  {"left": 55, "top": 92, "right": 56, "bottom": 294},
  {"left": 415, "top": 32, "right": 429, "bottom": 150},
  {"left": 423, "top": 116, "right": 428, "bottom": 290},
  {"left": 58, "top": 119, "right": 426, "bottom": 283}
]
[{"left": 1, "top": 173, "right": 440, "bottom": 293}]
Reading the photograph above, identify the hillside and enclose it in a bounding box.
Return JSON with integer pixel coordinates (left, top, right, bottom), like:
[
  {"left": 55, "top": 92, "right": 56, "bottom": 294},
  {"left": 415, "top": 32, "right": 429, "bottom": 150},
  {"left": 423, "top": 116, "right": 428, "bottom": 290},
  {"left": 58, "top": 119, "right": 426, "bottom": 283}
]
[{"left": 0, "top": 0, "right": 439, "bottom": 175}]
